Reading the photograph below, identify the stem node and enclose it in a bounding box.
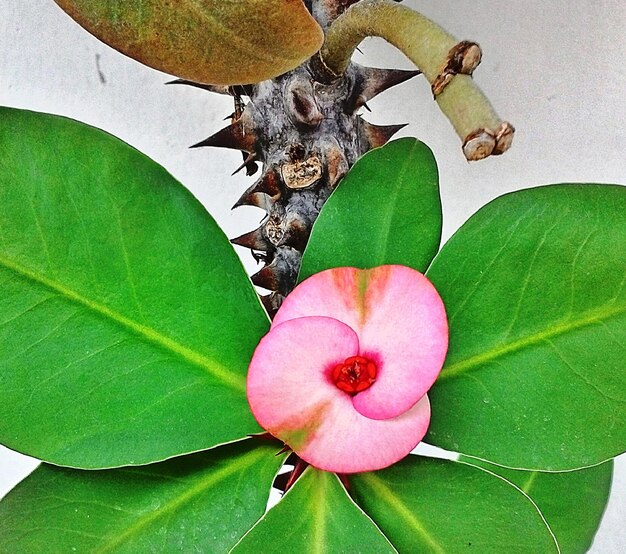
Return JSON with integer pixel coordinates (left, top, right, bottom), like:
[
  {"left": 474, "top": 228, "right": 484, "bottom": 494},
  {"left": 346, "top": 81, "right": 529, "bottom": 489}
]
[
  {"left": 432, "top": 41, "right": 482, "bottom": 97},
  {"left": 319, "top": 0, "right": 514, "bottom": 159}
]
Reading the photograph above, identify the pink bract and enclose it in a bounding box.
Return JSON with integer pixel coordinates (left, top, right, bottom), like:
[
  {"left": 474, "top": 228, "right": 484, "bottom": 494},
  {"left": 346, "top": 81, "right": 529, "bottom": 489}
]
[{"left": 247, "top": 265, "right": 448, "bottom": 473}]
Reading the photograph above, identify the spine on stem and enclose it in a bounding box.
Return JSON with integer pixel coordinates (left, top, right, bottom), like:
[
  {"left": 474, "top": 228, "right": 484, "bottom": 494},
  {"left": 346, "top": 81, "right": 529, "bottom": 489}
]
[{"left": 186, "top": 0, "right": 514, "bottom": 316}]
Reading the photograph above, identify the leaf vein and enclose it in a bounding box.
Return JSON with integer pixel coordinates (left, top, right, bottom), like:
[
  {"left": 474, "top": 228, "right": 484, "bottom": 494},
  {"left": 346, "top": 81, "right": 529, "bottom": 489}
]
[
  {"left": 448, "top": 204, "right": 538, "bottom": 324},
  {"left": 441, "top": 302, "right": 626, "bottom": 380},
  {"left": 360, "top": 473, "right": 445, "bottom": 554},
  {"left": 94, "top": 448, "right": 266, "bottom": 553},
  {"left": 0, "top": 254, "right": 245, "bottom": 392},
  {"left": 544, "top": 339, "right": 626, "bottom": 405}
]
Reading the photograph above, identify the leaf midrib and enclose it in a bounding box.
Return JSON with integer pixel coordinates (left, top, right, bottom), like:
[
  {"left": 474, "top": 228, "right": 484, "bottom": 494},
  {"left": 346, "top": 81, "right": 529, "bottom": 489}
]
[
  {"left": 373, "top": 141, "right": 423, "bottom": 265},
  {"left": 185, "top": 0, "right": 296, "bottom": 66},
  {"left": 95, "top": 447, "right": 267, "bottom": 553},
  {"left": 311, "top": 471, "right": 328, "bottom": 554},
  {"left": 440, "top": 301, "right": 626, "bottom": 380},
  {"left": 0, "top": 253, "right": 245, "bottom": 392},
  {"left": 360, "top": 473, "right": 445, "bottom": 554}
]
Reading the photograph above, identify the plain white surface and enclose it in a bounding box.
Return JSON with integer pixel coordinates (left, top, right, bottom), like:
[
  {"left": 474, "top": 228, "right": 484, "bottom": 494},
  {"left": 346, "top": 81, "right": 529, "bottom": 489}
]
[{"left": 1, "top": 0, "right": 625, "bottom": 551}]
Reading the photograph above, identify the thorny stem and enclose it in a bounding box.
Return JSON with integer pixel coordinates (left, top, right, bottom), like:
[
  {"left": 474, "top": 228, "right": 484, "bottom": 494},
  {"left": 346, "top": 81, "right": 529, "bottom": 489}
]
[{"left": 319, "top": 0, "right": 514, "bottom": 160}]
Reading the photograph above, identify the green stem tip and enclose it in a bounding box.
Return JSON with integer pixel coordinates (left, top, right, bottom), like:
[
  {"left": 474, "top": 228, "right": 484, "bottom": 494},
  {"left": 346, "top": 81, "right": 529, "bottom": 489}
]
[{"left": 319, "top": 0, "right": 514, "bottom": 161}]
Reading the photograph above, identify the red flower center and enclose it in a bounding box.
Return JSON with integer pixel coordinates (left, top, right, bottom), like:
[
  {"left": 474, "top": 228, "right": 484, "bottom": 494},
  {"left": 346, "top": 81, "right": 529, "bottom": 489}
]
[{"left": 331, "top": 355, "right": 377, "bottom": 395}]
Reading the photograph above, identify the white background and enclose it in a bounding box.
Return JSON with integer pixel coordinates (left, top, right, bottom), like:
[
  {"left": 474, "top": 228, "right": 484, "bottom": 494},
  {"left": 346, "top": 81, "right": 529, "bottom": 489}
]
[{"left": 1, "top": 0, "right": 625, "bottom": 551}]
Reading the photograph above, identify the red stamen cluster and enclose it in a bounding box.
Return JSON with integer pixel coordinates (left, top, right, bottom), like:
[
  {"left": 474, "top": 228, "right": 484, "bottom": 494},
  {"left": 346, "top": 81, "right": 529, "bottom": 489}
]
[{"left": 331, "top": 355, "right": 377, "bottom": 395}]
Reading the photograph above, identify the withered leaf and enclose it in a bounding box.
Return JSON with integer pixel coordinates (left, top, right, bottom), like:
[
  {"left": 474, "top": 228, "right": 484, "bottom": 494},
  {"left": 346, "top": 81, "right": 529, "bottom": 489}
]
[{"left": 54, "top": 0, "right": 324, "bottom": 85}]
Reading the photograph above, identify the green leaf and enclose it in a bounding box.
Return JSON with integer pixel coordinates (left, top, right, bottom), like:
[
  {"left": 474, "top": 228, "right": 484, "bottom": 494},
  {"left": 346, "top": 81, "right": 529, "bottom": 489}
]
[
  {"left": 0, "top": 107, "right": 268, "bottom": 468},
  {"left": 426, "top": 184, "right": 626, "bottom": 470},
  {"left": 299, "top": 138, "right": 441, "bottom": 281},
  {"left": 53, "top": 0, "right": 324, "bottom": 85},
  {"left": 350, "top": 455, "right": 559, "bottom": 553},
  {"left": 461, "top": 456, "right": 613, "bottom": 554},
  {"left": 232, "top": 467, "right": 396, "bottom": 553},
  {"left": 0, "top": 440, "right": 284, "bottom": 553}
]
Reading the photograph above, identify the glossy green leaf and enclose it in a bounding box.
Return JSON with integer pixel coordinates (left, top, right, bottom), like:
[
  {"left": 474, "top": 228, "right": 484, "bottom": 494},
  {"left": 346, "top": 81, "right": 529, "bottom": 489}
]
[
  {"left": 461, "top": 456, "right": 613, "bottom": 554},
  {"left": 426, "top": 184, "right": 626, "bottom": 470},
  {"left": 54, "top": 0, "right": 323, "bottom": 85},
  {"left": 232, "top": 467, "right": 396, "bottom": 553},
  {"left": 299, "top": 138, "right": 441, "bottom": 281},
  {"left": 350, "top": 455, "right": 558, "bottom": 553},
  {"left": 0, "top": 440, "right": 284, "bottom": 553},
  {"left": 0, "top": 107, "right": 268, "bottom": 468}
]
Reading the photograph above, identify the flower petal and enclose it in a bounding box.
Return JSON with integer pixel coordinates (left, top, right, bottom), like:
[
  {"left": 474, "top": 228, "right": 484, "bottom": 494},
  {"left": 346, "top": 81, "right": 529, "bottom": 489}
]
[
  {"left": 352, "top": 266, "right": 448, "bottom": 420},
  {"left": 247, "top": 316, "right": 359, "bottom": 453},
  {"left": 273, "top": 267, "right": 362, "bottom": 331},
  {"left": 247, "top": 315, "right": 432, "bottom": 473},
  {"left": 274, "top": 266, "right": 448, "bottom": 420},
  {"left": 298, "top": 395, "right": 431, "bottom": 473}
]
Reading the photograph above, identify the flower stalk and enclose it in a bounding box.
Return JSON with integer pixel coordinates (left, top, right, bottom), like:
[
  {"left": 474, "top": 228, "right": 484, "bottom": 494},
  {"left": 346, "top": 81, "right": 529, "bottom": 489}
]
[{"left": 318, "top": 0, "right": 514, "bottom": 160}]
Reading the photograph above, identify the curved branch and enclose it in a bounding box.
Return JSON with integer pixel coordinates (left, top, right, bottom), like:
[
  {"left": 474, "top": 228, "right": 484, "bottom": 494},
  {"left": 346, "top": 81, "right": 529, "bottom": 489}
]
[{"left": 318, "top": 0, "right": 514, "bottom": 160}]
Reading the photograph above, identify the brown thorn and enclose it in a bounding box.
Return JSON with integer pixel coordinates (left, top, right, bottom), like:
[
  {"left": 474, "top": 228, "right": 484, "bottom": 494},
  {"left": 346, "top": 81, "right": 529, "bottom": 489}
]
[
  {"left": 233, "top": 190, "right": 269, "bottom": 211},
  {"left": 232, "top": 187, "right": 268, "bottom": 210},
  {"left": 232, "top": 170, "right": 282, "bottom": 210},
  {"left": 252, "top": 168, "right": 282, "bottom": 196},
  {"left": 251, "top": 262, "right": 280, "bottom": 291},
  {"left": 230, "top": 226, "right": 270, "bottom": 251},
  {"left": 432, "top": 41, "right": 482, "bottom": 97},
  {"left": 258, "top": 247, "right": 300, "bottom": 296},
  {"left": 350, "top": 94, "right": 369, "bottom": 113},
  {"left": 356, "top": 65, "right": 421, "bottom": 104},
  {"left": 359, "top": 119, "right": 408, "bottom": 150},
  {"left": 276, "top": 445, "right": 292, "bottom": 456},
  {"left": 190, "top": 113, "right": 257, "bottom": 153},
  {"left": 245, "top": 161, "right": 259, "bottom": 177},
  {"left": 166, "top": 79, "right": 231, "bottom": 95},
  {"left": 231, "top": 152, "right": 258, "bottom": 176},
  {"left": 284, "top": 458, "right": 309, "bottom": 493}
]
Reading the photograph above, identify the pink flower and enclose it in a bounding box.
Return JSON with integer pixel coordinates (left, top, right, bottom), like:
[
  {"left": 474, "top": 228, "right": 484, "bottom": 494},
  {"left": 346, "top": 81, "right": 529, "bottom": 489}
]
[{"left": 247, "top": 265, "right": 448, "bottom": 473}]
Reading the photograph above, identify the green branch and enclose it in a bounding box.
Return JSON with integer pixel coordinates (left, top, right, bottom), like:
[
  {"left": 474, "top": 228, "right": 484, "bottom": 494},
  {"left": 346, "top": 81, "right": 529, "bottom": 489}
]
[{"left": 318, "top": 0, "right": 514, "bottom": 160}]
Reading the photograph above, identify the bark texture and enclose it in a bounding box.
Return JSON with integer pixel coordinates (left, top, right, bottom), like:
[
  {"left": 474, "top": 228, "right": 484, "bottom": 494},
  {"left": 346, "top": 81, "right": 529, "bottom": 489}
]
[
  {"left": 189, "top": 0, "right": 416, "bottom": 316},
  {"left": 188, "top": 0, "right": 419, "bottom": 316}
]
